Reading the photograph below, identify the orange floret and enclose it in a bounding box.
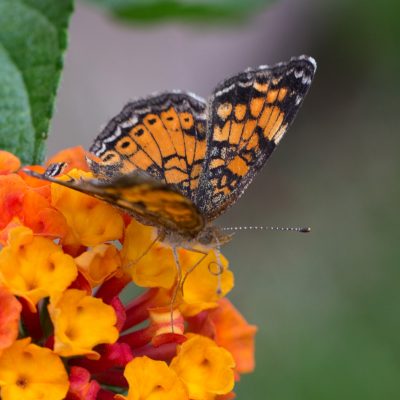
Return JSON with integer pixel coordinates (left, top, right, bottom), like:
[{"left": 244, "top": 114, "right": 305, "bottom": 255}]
[
  {"left": 51, "top": 169, "right": 124, "bottom": 246},
  {"left": 0, "top": 227, "right": 77, "bottom": 311},
  {"left": 178, "top": 249, "right": 234, "bottom": 317},
  {"left": 0, "top": 338, "right": 69, "bottom": 400},
  {"left": 170, "top": 334, "right": 235, "bottom": 399},
  {"left": 208, "top": 299, "right": 257, "bottom": 374},
  {"left": 0, "top": 174, "right": 68, "bottom": 243},
  {"left": 18, "top": 165, "right": 50, "bottom": 189},
  {"left": 0, "top": 175, "right": 25, "bottom": 231},
  {"left": 116, "top": 356, "right": 188, "bottom": 400},
  {"left": 49, "top": 289, "right": 119, "bottom": 359},
  {"left": 75, "top": 244, "right": 121, "bottom": 288},
  {"left": 121, "top": 219, "right": 176, "bottom": 289},
  {"left": 0, "top": 286, "right": 21, "bottom": 355},
  {"left": 0, "top": 151, "right": 20, "bottom": 175},
  {"left": 19, "top": 185, "right": 68, "bottom": 239}
]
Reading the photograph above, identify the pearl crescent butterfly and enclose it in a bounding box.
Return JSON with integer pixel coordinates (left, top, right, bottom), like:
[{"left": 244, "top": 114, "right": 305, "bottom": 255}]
[{"left": 29, "top": 55, "right": 316, "bottom": 247}]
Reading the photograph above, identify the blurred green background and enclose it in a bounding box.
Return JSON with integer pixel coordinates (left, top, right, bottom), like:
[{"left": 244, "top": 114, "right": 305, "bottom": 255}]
[{"left": 48, "top": 0, "right": 400, "bottom": 398}]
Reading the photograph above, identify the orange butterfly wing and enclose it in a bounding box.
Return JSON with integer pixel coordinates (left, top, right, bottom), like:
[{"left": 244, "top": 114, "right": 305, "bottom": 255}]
[
  {"left": 26, "top": 169, "right": 204, "bottom": 237},
  {"left": 195, "top": 56, "right": 316, "bottom": 220},
  {"left": 89, "top": 92, "right": 208, "bottom": 203}
]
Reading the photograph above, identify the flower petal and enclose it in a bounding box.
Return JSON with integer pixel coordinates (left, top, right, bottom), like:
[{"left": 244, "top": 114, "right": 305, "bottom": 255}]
[
  {"left": 122, "top": 220, "right": 176, "bottom": 289},
  {"left": 66, "top": 366, "right": 100, "bottom": 400},
  {"left": 170, "top": 334, "right": 235, "bottom": 399},
  {"left": 75, "top": 244, "right": 121, "bottom": 288},
  {"left": 179, "top": 250, "right": 234, "bottom": 316},
  {"left": 188, "top": 299, "right": 257, "bottom": 375},
  {"left": 0, "top": 174, "right": 67, "bottom": 241},
  {"left": 0, "top": 151, "right": 20, "bottom": 175},
  {"left": 0, "top": 227, "right": 77, "bottom": 311},
  {"left": 0, "top": 338, "right": 68, "bottom": 400},
  {"left": 51, "top": 169, "right": 124, "bottom": 246},
  {"left": 117, "top": 356, "right": 188, "bottom": 400},
  {"left": 49, "top": 289, "right": 119, "bottom": 358},
  {"left": 0, "top": 286, "right": 21, "bottom": 354},
  {"left": 209, "top": 299, "right": 257, "bottom": 374}
]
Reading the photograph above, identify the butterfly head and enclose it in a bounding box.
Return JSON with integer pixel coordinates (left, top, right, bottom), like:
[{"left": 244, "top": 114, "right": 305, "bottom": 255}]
[{"left": 195, "top": 225, "right": 234, "bottom": 248}]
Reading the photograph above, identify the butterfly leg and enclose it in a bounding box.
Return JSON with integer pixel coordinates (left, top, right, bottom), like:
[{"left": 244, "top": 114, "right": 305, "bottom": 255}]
[
  {"left": 180, "top": 247, "right": 224, "bottom": 297},
  {"left": 170, "top": 246, "right": 183, "bottom": 333},
  {"left": 170, "top": 246, "right": 224, "bottom": 331},
  {"left": 180, "top": 248, "right": 209, "bottom": 298},
  {"left": 209, "top": 234, "right": 224, "bottom": 296},
  {"left": 213, "top": 245, "right": 223, "bottom": 296},
  {"left": 123, "top": 233, "right": 162, "bottom": 270}
]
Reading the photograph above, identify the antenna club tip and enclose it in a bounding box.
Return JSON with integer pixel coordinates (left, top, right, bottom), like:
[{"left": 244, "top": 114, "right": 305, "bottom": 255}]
[{"left": 300, "top": 227, "right": 311, "bottom": 233}]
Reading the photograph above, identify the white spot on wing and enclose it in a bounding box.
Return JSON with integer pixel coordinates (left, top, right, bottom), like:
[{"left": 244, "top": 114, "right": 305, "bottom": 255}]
[
  {"left": 187, "top": 91, "right": 207, "bottom": 104},
  {"left": 104, "top": 126, "right": 122, "bottom": 143},
  {"left": 302, "top": 75, "right": 312, "bottom": 85},
  {"left": 294, "top": 69, "right": 304, "bottom": 79},
  {"left": 274, "top": 124, "right": 288, "bottom": 144},
  {"left": 296, "top": 55, "right": 317, "bottom": 70},
  {"left": 93, "top": 143, "right": 107, "bottom": 155},
  {"left": 135, "top": 107, "right": 151, "bottom": 114},
  {"left": 238, "top": 80, "right": 253, "bottom": 88},
  {"left": 215, "top": 83, "right": 235, "bottom": 97},
  {"left": 120, "top": 116, "right": 138, "bottom": 129},
  {"left": 171, "top": 89, "right": 206, "bottom": 104}
]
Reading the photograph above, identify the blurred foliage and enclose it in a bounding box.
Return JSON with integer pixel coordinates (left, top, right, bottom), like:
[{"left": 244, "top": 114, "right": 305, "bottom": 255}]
[
  {"left": 327, "top": 0, "right": 400, "bottom": 71},
  {"left": 85, "top": 0, "right": 273, "bottom": 22},
  {"left": 0, "top": 0, "right": 73, "bottom": 164}
]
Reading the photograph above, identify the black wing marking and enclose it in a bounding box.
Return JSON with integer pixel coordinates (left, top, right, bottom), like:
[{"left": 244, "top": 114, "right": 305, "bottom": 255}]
[
  {"left": 194, "top": 55, "right": 316, "bottom": 220},
  {"left": 89, "top": 92, "right": 208, "bottom": 202}
]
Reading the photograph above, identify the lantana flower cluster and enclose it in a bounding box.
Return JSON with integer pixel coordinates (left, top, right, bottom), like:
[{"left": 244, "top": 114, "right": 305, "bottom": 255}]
[{"left": 0, "top": 147, "right": 257, "bottom": 399}]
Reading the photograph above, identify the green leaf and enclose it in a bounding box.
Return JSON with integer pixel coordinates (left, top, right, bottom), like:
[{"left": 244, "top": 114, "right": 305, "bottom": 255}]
[
  {"left": 86, "top": 0, "right": 272, "bottom": 23},
  {"left": 0, "top": 0, "right": 74, "bottom": 165}
]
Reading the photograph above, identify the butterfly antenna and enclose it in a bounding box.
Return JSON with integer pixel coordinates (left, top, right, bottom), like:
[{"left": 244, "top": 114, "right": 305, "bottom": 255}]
[{"left": 221, "top": 225, "right": 311, "bottom": 233}]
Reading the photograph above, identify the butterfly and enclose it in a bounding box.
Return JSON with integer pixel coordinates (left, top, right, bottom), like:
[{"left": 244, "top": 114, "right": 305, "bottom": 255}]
[{"left": 28, "top": 55, "right": 316, "bottom": 249}]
